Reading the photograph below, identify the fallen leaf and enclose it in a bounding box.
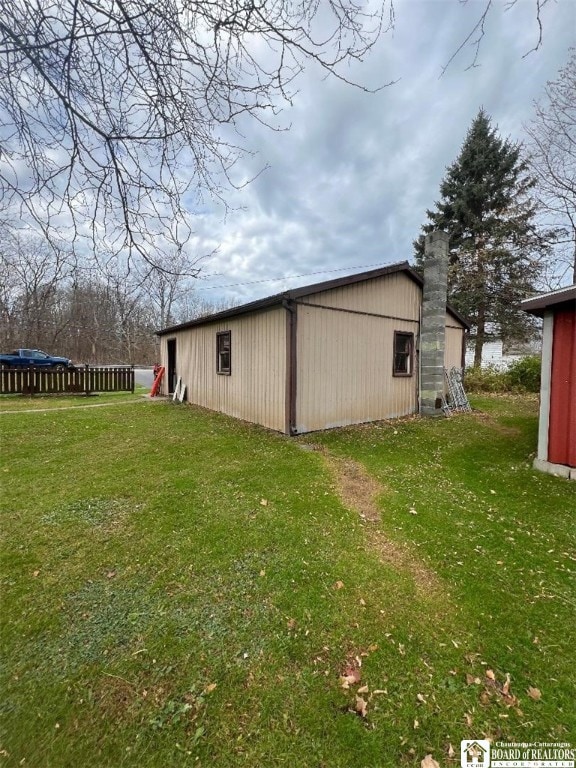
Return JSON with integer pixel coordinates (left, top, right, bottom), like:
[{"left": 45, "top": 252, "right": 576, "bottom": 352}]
[
  {"left": 106, "top": 570, "right": 116, "bottom": 579},
  {"left": 448, "top": 743, "right": 455, "bottom": 758},
  {"left": 32, "top": 570, "right": 40, "bottom": 577},
  {"left": 502, "top": 673, "right": 511, "bottom": 696},
  {"left": 409, "top": 508, "right": 418, "bottom": 515},
  {"left": 259, "top": 569, "right": 266, "bottom": 577},
  {"left": 334, "top": 580, "right": 344, "bottom": 590},
  {"left": 355, "top": 695, "right": 368, "bottom": 717},
  {"left": 286, "top": 618, "right": 297, "bottom": 630},
  {"left": 421, "top": 755, "right": 440, "bottom": 768},
  {"left": 413, "top": 718, "right": 419, "bottom": 729},
  {"left": 416, "top": 693, "right": 426, "bottom": 703},
  {"left": 340, "top": 666, "right": 361, "bottom": 689},
  {"left": 260, "top": 499, "right": 268, "bottom": 506},
  {"left": 465, "top": 674, "right": 478, "bottom": 686},
  {"left": 357, "top": 685, "right": 369, "bottom": 694},
  {"left": 486, "top": 669, "right": 496, "bottom": 681},
  {"left": 527, "top": 686, "right": 541, "bottom": 701},
  {"left": 359, "top": 598, "right": 366, "bottom": 606},
  {"left": 372, "top": 689, "right": 388, "bottom": 695},
  {"left": 464, "top": 712, "right": 473, "bottom": 727},
  {"left": 502, "top": 693, "right": 518, "bottom": 708},
  {"left": 204, "top": 683, "right": 217, "bottom": 694}
]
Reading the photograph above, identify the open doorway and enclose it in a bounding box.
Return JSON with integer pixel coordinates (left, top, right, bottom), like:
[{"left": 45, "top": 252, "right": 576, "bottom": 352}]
[{"left": 167, "top": 338, "right": 177, "bottom": 394}]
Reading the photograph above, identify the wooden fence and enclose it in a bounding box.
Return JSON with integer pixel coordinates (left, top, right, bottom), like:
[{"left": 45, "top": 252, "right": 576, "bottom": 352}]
[{"left": 0, "top": 365, "right": 135, "bottom": 396}]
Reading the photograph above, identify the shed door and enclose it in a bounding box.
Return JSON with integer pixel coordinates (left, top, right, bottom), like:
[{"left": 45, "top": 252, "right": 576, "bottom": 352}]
[
  {"left": 548, "top": 308, "right": 576, "bottom": 468},
  {"left": 167, "top": 338, "right": 177, "bottom": 395}
]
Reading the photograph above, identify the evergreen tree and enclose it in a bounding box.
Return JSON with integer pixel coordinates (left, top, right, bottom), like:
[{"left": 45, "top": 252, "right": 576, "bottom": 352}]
[{"left": 414, "top": 109, "right": 550, "bottom": 367}]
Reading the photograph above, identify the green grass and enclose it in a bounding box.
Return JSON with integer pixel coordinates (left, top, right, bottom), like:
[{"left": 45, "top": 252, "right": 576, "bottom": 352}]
[
  {"left": 1, "top": 395, "right": 574, "bottom": 767},
  {"left": 0, "top": 385, "right": 148, "bottom": 411}
]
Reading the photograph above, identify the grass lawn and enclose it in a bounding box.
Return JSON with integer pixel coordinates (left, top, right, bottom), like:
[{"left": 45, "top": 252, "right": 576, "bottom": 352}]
[{"left": 0, "top": 395, "right": 574, "bottom": 767}]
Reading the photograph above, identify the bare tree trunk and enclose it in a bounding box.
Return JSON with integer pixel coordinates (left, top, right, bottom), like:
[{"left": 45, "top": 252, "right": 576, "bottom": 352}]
[
  {"left": 474, "top": 305, "right": 486, "bottom": 368},
  {"left": 474, "top": 257, "right": 486, "bottom": 368}
]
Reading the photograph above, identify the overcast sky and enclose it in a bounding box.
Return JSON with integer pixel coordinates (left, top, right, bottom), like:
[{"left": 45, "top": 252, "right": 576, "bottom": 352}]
[{"left": 181, "top": 0, "right": 575, "bottom": 307}]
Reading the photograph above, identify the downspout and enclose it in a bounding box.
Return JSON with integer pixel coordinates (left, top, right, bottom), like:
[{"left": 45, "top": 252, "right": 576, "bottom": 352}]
[{"left": 283, "top": 299, "right": 298, "bottom": 436}]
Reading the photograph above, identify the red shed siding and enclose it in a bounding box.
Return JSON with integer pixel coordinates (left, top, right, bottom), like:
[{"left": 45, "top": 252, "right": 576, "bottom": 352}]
[{"left": 548, "top": 308, "right": 576, "bottom": 468}]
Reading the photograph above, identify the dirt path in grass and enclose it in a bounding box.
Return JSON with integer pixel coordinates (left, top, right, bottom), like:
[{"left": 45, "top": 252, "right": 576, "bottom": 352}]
[{"left": 318, "top": 449, "right": 442, "bottom": 598}]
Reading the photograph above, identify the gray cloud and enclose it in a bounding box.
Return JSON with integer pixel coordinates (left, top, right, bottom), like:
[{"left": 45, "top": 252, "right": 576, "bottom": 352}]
[{"left": 186, "top": 0, "right": 575, "bottom": 305}]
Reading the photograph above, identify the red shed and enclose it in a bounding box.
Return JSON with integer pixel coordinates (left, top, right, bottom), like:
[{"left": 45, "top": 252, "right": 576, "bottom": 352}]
[{"left": 522, "top": 285, "right": 576, "bottom": 480}]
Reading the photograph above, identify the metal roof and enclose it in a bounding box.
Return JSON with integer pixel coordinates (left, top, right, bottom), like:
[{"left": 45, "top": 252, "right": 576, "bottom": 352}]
[
  {"left": 521, "top": 285, "right": 576, "bottom": 316},
  {"left": 156, "top": 261, "right": 469, "bottom": 335}
]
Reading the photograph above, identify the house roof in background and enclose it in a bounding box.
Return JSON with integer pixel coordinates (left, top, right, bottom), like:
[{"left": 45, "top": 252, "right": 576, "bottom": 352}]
[
  {"left": 521, "top": 285, "right": 576, "bottom": 317},
  {"left": 156, "top": 261, "right": 469, "bottom": 336}
]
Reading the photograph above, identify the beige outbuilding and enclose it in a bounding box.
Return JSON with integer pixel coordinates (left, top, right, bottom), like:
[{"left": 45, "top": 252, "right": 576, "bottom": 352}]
[{"left": 157, "top": 259, "right": 468, "bottom": 435}]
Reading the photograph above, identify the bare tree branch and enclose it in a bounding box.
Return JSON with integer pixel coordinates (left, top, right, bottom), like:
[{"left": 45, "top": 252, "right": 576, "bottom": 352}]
[
  {"left": 442, "top": 0, "right": 550, "bottom": 76},
  {"left": 0, "top": 0, "right": 392, "bottom": 271},
  {"left": 0, "top": 0, "right": 559, "bottom": 280},
  {"left": 525, "top": 48, "right": 576, "bottom": 285}
]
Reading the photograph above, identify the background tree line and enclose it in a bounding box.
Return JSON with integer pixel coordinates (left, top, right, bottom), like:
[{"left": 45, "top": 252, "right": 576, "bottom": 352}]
[{"left": 0, "top": 228, "right": 229, "bottom": 364}]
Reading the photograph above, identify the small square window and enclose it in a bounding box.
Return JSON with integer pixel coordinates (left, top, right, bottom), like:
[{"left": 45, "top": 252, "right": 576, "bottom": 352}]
[
  {"left": 393, "top": 332, "right": 413, "bottom": 376},
  {"left": 216, "top": 331, "right": 231, "bottom": 374}
]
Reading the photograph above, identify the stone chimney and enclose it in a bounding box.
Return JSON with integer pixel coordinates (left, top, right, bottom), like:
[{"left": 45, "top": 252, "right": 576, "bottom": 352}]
[{"left": 419, "top": 230, "right": 450, "bottom": 416}]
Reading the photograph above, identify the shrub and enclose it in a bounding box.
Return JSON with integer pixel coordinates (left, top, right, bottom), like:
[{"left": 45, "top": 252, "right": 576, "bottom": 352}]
[
  {"left": 464, "top": 364, "right": 509, "bottom": 393},
  {"left": 505, "top": 355, "right": 541, "bottom": 393},
  {"left": 463, "top": 355, "right": 541, "bottom": 394}
]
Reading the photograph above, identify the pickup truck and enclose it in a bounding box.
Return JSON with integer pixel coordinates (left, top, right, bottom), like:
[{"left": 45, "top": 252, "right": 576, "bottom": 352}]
[{"left": 0, "top": 349, "right": 74, "bottom": 370}]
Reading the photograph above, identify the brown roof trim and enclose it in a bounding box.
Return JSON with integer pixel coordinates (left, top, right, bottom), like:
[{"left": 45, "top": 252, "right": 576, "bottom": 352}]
[
  {"left": 521, "top": 285, "right": 576, "bottom": 316},
  {"left": 156, "top": 261, "right": 469, "bottom": 335}
]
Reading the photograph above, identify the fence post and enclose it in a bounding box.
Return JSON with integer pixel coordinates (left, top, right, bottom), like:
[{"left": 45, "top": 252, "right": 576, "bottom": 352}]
[
  {"left": 131, "top": 365, "right": 135, "bottom": 393},
  {"left": 84, "top": 363, "right": 90, "bottom": 397}
]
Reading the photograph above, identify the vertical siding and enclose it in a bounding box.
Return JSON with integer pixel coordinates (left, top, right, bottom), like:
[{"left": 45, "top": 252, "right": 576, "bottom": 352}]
[
  {"left": 157, "top": 274, "right": 467, "bottom": 436},
  {"left": 295, "top": 274, "right": 421, "bottom": 433},
  {"left": 161, "top": 308, "right": 287, "bottom": 432},
  {"left": 444, "top": 317, "right": 465, "bottom": 370},
  {"left": 548, "top": 307, "right": 576, "bottom": 467},
  {"left": 304, "top": 272, "right": 422, "bottom": 318}
]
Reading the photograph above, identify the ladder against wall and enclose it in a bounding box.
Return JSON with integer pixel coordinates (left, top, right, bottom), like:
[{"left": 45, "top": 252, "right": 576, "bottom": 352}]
[{"left": 442, "top": 367, "right": 471, "bottom": 415}]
